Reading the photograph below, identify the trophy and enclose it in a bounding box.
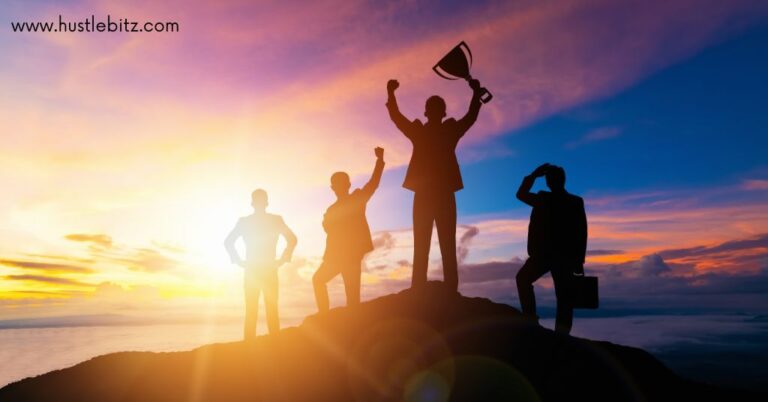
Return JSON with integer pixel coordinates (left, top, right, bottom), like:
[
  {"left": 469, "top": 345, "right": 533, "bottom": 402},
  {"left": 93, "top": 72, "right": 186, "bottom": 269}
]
[{"left": 433, "top": 41, "right": 493, "bottom": 103}]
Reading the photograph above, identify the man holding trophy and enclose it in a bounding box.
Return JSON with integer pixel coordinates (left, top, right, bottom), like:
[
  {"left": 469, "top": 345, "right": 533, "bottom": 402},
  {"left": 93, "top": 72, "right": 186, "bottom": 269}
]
[{"left": 385, "top": 75, "right": 484, "bottom": 292}]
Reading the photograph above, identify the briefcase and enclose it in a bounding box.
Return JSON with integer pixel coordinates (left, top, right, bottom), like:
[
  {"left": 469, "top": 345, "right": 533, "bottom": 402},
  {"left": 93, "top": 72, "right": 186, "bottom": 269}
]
[{"left": 572, "top": 275, "right": 599, "bottom": 309}]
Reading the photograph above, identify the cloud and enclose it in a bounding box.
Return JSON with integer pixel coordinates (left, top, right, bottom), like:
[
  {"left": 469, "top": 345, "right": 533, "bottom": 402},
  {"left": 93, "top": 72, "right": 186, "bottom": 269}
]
[
  {"left": 642, "top": 233, "right": 768, "bottom": 277},
  {"left": 3, "top": 275, "right": 93, "bottom": 287},
  {"left": 64, "top": 233, "right": 113, "bottom": 249},
  {"left": 0, "top": 290, "right": 80, "bottom": 299},
  {"left": 659, "top": 233, "right": 768, "bottom": 260},
  {"left": 92, "top": 281, "right": 162, "bottom": 301},
  {"left": 457, "top": 225, "right": 480, "bottom": 264},
  {"left": 108, "top": 247, "right": 182, "bottom": 273},
  {"left": 741, "top": 179, "right": 768, "bottom": 191},
  {"left": 451, "top": 225, "right": 768, "bottom": 314},
  {"left": 459, "top": 258, "right": 524, "bottom": 285},
  {"left": 582, "top": 186, "right": 768, "bottom": 267},
  {"left": 61, "top": 231, "right": 188, "bottom": 274},
  {"left": 0, "top": 230, "right": 193, "bottom": 312},
  {"left": 607, "top": 253, "right": 672, "bottom": 279},
  {"left": 455, "top": 255, "right": 768, "bottom": 315},
  {"left": 565, "top": 126, "right": 622, "bottom": 149},
  {"left": 364, "top": 226, "right": 485, "bottom": 277},
  {"left": 594, "top": 261, "right": 768, "bottom": 302},
  {"left": 568, "top": 234, "right": 768, "bottom": 312},
  {"left": 23, "top": 254, "right": 96, "bottom": 264},
  {"left": 586, "top": 249, "right": 625, "bottom": 256},
  {"left": 372, "top": 231, "right": 396, "bottom": 252},
  {"left": 0, "top": 259, "right": 94, "bottom": 274},
  {"left": 0, "top": 280, "right": 192, "bottom": 325},
  {"left": 151, "top": 241, "right": 186, "bottom": 254}
]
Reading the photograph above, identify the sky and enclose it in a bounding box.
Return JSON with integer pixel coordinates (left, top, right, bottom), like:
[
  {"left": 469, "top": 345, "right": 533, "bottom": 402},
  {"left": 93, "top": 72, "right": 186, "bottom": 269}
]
[{"left": 1, "top": 0, "right": 767, "bottom": 330}]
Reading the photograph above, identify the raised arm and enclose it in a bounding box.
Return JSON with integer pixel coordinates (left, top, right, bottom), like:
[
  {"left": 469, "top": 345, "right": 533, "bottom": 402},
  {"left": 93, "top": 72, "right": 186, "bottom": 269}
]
[
  {"left": 455, "top": 79, "right": 483, "bottom": 136},
  {"left": 278, "top": 217, "right": 297, "bottom": 264},
  {"left": 517, "top": 164, "right": 551, "bottom": 207},
  {"left": 224, "top": 219, "right": 244, "bottom": 266},
  {"left": 361, "top": 147, "right": 385, "bottom": 199},
  {"left": 385, "top": 79, "right": 414, "bottom": 138}
]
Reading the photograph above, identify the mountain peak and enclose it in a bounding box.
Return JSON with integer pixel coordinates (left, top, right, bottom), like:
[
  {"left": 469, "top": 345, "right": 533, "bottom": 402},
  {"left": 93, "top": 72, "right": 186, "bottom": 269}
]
[{"left": 0, "top": 282, "right": 759, "bottom": 401}]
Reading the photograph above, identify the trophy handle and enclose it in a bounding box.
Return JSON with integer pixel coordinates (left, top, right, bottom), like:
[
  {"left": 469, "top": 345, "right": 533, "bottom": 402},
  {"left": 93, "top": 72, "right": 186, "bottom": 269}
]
[{"left": 479, "top": 87, "right": 493, "bottom": 104}]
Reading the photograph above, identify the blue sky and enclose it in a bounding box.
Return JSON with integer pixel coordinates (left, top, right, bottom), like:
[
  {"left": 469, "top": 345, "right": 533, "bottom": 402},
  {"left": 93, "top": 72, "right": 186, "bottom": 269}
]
[
  {"left": 363, "top": 20, "right": 768, "bottom": 242},
  {"left": 457, "top": 21, "right": 768, "bottom": 215}
]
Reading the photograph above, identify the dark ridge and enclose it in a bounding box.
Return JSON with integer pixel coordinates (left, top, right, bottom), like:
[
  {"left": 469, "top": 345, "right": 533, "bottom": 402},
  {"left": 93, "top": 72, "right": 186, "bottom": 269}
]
[{"left": 1, "top": 282, "right": 763, "bottom": 401}]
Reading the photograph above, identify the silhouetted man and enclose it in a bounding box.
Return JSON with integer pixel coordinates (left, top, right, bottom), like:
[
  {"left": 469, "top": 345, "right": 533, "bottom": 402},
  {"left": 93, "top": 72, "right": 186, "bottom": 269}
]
[
  {"left": 516, "top": 164, "right": 587, "bottom": 334},
  {"left": 224, "top": 189, "right": 297, "bottom": 340},
  {"left": 313, "top": 147, "right": 385, "bottom": 312},
  {"left": 386, "top": 78, "right": 483, "bottom": 292}
]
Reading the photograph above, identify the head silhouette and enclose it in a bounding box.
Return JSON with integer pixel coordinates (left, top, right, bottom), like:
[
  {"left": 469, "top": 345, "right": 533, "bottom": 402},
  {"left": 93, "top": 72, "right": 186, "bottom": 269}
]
[
  {"left": 251, "top": 189, "right": 268, "bottom": 212},
  {"left": 545, "top": 166, "right": 566, "bottom": 192},
  {"left": 424, "top": 95, "right": 446, "bottom": 122},
  {"left": 330, "top": 172, "right": 351, "bottom": 197}
]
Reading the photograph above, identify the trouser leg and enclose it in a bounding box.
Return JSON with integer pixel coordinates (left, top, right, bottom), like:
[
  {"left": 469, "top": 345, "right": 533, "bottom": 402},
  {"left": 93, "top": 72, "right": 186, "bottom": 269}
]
[
  {"left": 412, "top": 192, "right": 434, "bottom": 288},
  {"left": 243, "top": 273, "right": 261, "bottom": 340},
  {"left": 516, "top": 257, "right": 548, "bottom": 319},
  {"left": 552, "top": 268, "right": 574, "bottom": 334},
  {"left": 263, "top": 269, "right": 280, "bottom": 335},
  {"left": 435, "top": 192, "right": 458, "bottom": 291},
  {"left": 313, "top": 261, "right": 340, "bottom": 313},
  {"left": 341, "top": 260, "right": 362, "bottom": 306}
]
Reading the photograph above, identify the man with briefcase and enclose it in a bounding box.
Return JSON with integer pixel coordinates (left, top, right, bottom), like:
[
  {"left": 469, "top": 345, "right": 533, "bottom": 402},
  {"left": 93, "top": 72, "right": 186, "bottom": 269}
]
[{"left": 515, "top": 163, "right": 595, "bottom": 334}]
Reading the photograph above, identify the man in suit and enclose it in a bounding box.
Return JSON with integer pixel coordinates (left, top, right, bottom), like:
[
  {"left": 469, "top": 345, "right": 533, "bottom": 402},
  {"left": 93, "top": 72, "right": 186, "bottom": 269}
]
[
  {"left": 313, "top": 147, "right": 385, "bottom": 312},
  {"left": 224, "top": 189, "right": 297, "bottom": 340},
  {"left": 516, "top": 164, "right": 587, "bottom": 334},
  {"left": 386, "top": 78, "right": 484, "bottom": 292}
]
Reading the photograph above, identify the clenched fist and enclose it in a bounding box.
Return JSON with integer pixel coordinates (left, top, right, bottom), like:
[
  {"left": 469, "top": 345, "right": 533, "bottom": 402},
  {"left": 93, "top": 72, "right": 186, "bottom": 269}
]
[{"left": 387, "top": 79, "right": 399, "bottom": 92}]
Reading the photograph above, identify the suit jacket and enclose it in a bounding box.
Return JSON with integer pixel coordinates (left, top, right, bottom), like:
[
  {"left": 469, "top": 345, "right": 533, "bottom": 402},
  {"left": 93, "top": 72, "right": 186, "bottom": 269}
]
[
  {"left": 399, "top": 119, "right": 465, "bottom": 193},
  {"left": 386, "top": 91, "right": 481, "bottom": 193},
  {"left": 517, "top": 176, "right": 588, "bottom": 264}
]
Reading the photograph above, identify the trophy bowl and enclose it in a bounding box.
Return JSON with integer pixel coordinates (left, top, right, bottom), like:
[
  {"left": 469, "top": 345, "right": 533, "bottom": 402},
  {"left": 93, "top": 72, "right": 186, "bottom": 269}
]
[{"left": 433, "top": 41, "right": 493, "bottom": 103}]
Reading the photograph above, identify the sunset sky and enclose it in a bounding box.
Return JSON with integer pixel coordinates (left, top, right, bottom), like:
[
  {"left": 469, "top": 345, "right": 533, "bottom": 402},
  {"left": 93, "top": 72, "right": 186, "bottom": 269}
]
[{"left": 1, "top": 0, "right": 767, "bottom": 327}]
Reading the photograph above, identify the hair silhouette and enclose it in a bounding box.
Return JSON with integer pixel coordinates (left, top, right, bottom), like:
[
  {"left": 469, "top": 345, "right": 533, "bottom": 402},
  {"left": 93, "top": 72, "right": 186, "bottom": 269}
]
[
  {"left": 545, "top": 165, "right": 566, "bottom": 191},
  {"left": 425, "top": 95, "right": 447, "bottom": 121},
  {"left": 330, "top": 171, "right": 352, "bottom": 196},
  {"left": 251, "top": 189, "right": 268, "bottom": 210}
]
